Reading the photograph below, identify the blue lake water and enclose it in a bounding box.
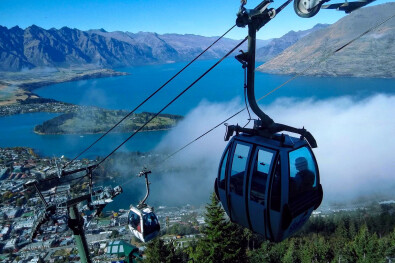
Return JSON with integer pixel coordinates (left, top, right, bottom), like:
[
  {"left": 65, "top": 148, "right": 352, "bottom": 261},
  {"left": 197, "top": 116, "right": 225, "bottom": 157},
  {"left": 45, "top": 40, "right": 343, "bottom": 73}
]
[
  {"left": 0, "top": 113, "right": 167, "bottom": 159},
  {"left": 1, "top": 58, "right": 395, "bottom": 159},
  {"left": 36, "top": 59, "right": 395, "bottom": 115}
]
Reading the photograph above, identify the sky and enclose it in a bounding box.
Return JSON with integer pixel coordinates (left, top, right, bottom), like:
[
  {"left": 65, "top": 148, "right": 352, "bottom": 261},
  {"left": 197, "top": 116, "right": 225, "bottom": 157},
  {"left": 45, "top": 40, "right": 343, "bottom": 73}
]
[{"left": 0, "top": 0, "right": 392, "bottom": 40}]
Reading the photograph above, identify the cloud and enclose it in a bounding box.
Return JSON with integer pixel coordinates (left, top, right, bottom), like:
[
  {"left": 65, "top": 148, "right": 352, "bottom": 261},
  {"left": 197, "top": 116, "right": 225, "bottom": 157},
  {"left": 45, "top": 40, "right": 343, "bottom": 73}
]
[{"left": 151, "top": 94, "right": 395, "bottom": 206}]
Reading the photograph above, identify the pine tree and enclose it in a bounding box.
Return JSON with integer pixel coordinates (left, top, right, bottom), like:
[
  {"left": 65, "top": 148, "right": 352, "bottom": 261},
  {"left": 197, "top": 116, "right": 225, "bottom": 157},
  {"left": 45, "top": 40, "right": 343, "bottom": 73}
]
[
  {"left": 145, "top": 238, "right": 166, "bottom": 263},
  {"left": 352, "top": 224, "right": 384, "bottom": 263},
  {"left": 299, "top": 237, "right": 314, "bottom": 263},
  {"left": 144, "top": 238, "right": 185, "bottom": 263},
  {"left": 282, "top": 239, "right": 296, "bottom": 263},
  {"left": 333, "top": 219, "right": 348, "bottom": 261},
  {"left": 384, "top": 228, "right": 395, "bottom": 259},
  {"left": 190, "top": 193, "right": 247, "bottom": 263}
]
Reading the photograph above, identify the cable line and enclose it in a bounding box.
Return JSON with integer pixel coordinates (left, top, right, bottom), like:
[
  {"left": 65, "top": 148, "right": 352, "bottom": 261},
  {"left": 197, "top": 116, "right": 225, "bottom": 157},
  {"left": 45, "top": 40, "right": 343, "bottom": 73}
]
[
  {"left": 42, "top": 32, "right": 245, "bottom": 183},
  {"left": 90, "top": 38, "right": 248, "bottom": 190},
  {"left": 94, "top": 37, "right": 248, "bottom": 169},
  {"left": 157, "top": 12, "right": 395, "bottom": 165},
  {"left": 47, "top": 11, "right": 394, "bottom": 187},
  {"left": 63, "top": 25, "right": 236, "bottom": 169}
]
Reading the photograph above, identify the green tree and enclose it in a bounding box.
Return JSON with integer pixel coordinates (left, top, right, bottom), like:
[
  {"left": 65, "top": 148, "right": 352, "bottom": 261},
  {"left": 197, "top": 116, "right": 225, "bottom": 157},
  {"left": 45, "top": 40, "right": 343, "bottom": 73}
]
[
  {"left": 332, "top": 219, "right": 348, "bottom": 261},
  {"left": 144, "top": 238, "right": 185, "bottom": 263},
  {"left": 384, "top": 228, "right": 395, "bottom": 259},
  {"left": 299, "top": 238, "right": 314, "bottom": 263},
  {"left": 190, "top": 193, "right": 247, "bottom": 263},
  {"left": 353, "top": 224, "right": 382, "bottom": 262},
  {"left": 283, "top": 239, "right": 297, "bottom": 263}
]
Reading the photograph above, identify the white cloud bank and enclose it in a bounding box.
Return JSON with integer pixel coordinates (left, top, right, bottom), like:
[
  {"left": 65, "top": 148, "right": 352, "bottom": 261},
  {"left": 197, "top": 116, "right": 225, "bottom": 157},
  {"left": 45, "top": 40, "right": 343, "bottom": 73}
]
[{"left": 151, "top": 94, "right": 395, "bottom": 206}]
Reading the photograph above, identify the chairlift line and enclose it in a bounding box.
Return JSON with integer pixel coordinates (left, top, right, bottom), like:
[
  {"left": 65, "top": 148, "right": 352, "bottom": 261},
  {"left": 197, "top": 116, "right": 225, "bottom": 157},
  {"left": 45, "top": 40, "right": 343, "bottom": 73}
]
[
  {"left": 93, "top": 37, "right": 248, "bottom": 170},
  {"left": 63, "top": 24, "right": 237, "bottom": 170}
]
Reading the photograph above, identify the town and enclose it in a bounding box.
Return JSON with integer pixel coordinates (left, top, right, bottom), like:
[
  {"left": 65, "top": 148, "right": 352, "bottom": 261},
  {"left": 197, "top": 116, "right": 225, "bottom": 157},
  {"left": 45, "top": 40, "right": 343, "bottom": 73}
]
[
  {"left": 1, "top": 147, "right": 394, "bottom": 262},
  {"left": 0, "top": 101, "right": 82, "bottom": 117},
  {"left": 0, "top": 147, "right": 206, "bottom": 262}
]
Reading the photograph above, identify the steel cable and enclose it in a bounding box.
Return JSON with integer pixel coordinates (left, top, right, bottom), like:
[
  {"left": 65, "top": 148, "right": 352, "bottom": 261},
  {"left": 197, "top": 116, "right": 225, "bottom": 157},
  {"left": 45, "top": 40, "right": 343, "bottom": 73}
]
[{"left": 63, "top": 25, "right": 237, "bottom": 169}]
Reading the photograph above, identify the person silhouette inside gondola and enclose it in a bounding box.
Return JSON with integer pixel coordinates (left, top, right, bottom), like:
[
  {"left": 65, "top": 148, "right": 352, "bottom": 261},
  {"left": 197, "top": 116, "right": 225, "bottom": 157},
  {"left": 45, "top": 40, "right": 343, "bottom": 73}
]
[{"left": 295, "top": 157, "right": 315, "bottom": 194}]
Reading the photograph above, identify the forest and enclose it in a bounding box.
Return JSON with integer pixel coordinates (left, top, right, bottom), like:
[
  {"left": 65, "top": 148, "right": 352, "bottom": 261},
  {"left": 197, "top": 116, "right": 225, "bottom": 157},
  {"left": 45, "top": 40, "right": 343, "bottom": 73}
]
[{"left": 143, "top": 194, "right": 395, "bottom": 263}]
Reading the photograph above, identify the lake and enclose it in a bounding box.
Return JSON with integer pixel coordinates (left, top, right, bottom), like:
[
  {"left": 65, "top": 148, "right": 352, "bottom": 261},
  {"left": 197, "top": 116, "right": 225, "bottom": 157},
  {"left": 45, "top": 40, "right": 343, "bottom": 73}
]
[
  {"left": 1, "top": 58, "right": 394, "bottom": 159},
  {"left": 1, "top": 58, "right": 395, "bottom": 209}
]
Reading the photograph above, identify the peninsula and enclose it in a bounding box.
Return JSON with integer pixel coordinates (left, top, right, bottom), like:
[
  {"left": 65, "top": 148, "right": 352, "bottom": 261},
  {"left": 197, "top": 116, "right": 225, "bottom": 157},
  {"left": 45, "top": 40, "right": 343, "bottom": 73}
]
[
  {"left": 34, "top": 109, "right": 183, "bottom": 134},
  {"left": 0, "top": 68, "right": 183, "bottom": 134}
]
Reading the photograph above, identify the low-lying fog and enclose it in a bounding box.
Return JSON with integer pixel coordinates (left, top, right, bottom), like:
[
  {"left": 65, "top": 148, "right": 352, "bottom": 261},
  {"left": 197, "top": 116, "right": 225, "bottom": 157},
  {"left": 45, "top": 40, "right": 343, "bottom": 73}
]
[{"left": 146, "top": 94, "right": 395, "bottom": 207}]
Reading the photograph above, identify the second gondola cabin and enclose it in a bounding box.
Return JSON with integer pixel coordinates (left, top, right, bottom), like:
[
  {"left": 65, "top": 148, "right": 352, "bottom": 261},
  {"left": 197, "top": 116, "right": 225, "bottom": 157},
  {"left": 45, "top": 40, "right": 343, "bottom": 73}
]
[
  {"left": 128, "top": 206, "right": 160, "bottom": 243},
  {"left": 215, "top": 132, "right": 323, "bottom": 242}
]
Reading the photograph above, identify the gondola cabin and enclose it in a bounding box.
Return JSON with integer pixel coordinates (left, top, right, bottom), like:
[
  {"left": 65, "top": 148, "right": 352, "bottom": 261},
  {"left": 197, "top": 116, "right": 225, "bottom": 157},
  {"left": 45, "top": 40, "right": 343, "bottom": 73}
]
[
  {"left": 128, "top": 206, "right": 160, "bottom": 243},
  {"left": 215, "top": 133, "right": 323, "bottom": 242}
]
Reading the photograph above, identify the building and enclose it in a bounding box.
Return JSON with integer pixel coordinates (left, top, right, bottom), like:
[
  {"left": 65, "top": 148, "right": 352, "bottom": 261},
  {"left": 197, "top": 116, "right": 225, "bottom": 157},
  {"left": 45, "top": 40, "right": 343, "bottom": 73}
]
[
  {"left": 0, "top": 226, "right": 10, "bottom": 240},
  {"left": 15, "top": 219, "right": 34, "bottom": 229},
  {"left": 4, "top": 238, "right": 18, "bottom": 251},
  {"left": 0, "top": 168, "right": 9, "bottom": 180},
  {"left": 106, "top": 240, "right": 141, "bottom": 263},
  {"left": 6, "top": 208, "right": 22, "bottom": 219}
]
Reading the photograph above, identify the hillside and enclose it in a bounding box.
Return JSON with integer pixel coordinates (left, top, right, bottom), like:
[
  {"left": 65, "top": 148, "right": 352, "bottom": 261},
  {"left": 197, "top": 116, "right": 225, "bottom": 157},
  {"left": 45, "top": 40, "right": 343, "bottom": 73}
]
[
  {"left": 256, "top": 23, "right": 329, "bottom": 62},
  {"left": 257, "top": 3, "right": 395, "bottom": 78}
]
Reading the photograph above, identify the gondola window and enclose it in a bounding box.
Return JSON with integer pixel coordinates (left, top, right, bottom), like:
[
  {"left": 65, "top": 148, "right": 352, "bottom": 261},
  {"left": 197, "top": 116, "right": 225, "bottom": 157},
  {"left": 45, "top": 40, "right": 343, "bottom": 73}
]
[
  {"left": 289, "top": 147, "right": 317, "bottom": 201},
  {"left": 250, "top": 149, "right": 274, "bottom": 204},
  {"left": 230, "top": 143, "right": 251, "bottom": 196},
  {"left": 219, "top": 148, "right": 229, "bottom": 189}
]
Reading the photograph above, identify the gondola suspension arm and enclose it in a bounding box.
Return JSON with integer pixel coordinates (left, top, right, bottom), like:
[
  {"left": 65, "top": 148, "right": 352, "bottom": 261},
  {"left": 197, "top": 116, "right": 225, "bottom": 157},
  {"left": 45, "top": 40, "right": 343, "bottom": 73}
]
[
  {"left": 137, "top": 168, "right": 152, "bottom": 209},
  {"left": 234, "top": 0, "right": 317, "bottom": 148}
]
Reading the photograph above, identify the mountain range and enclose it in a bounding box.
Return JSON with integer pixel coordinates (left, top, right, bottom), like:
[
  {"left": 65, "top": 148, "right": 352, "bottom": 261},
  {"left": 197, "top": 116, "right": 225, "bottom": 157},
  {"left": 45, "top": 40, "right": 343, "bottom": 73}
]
[
  {"left": 1, "top": 3, "right": 393, "bottom": 78},
  {"left": 0, "top": 23, "right": 321, "bottom": 72},
  {"left": 257, "top": 3, "right": 395, "bottom": 78},
  {"left": 0, "top": 25, "right": 271, "bottom": 72}
]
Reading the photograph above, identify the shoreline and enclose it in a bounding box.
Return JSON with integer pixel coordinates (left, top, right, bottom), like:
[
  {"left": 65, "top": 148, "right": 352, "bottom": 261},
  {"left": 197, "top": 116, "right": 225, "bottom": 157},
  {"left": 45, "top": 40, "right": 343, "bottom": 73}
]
[
  {"left": 0, "top": 68, "right": 129, "bottom": 111},
  {"left": 0, "top": 68, "right": 181, "bottom": 134},
  {"left": 33, "top": 127, "right": 172, "bottom": 135}
]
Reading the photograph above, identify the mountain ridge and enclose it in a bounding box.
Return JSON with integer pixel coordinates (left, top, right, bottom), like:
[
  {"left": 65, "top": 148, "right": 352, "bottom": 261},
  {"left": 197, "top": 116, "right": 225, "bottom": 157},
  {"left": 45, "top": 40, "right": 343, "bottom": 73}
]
[
  {"left": 0, "top": 25, "right": 272, "bottom": 71},
  {"left": 0, "top": 24, "right": 307, "bottom": 72}
]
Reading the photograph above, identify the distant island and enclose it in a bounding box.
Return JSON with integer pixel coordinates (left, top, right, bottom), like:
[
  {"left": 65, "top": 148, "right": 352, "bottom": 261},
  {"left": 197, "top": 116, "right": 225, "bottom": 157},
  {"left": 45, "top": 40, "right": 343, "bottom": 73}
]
[{"left": 34, "top": 108, "right": 183, "bottom": 134}]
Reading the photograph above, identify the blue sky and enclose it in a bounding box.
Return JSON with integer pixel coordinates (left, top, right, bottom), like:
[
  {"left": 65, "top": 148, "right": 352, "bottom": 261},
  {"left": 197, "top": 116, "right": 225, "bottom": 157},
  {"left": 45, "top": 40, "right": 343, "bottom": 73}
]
[{"left": 0, "top": 0, "right": 391, "bottom": 40}]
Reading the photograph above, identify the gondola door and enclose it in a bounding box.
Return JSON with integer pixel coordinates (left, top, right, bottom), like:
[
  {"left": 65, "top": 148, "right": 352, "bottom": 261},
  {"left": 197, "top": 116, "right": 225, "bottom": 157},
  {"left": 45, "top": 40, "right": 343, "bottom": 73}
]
[
  {"left": 217, "top": 145, "right": 230, "bottom": 216},
  {"left": 247, "top": 147, "right": 276, "bottom": 239},
  {"left": 268, "top": 153, "right": 284, "bottom": 242},
  {"left": 128, "top": 208, "right": 144, "bottom": 242},
  {"left": 228, "top": 141, "right": 252, "bottom": 228}
]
